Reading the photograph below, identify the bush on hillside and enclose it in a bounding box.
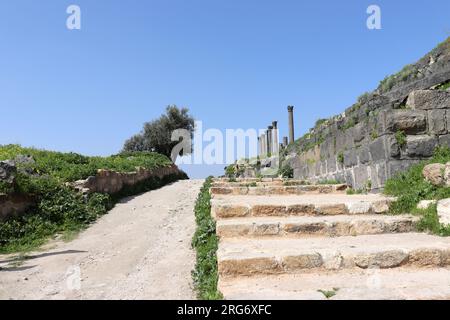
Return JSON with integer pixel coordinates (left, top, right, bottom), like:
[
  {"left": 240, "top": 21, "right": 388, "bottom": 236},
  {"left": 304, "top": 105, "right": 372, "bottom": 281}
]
[{"left": 123, "top": 105, "right": 195, "bottom": 160}]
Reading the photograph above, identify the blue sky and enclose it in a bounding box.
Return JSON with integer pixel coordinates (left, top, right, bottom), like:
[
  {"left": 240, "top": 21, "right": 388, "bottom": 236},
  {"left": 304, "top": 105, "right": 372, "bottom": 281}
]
[{"left": 1, "top": 0, "right": 449, "bottom": 178}]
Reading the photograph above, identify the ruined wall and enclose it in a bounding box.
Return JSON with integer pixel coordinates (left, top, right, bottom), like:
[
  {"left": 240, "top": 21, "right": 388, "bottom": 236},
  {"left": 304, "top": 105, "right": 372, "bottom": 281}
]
[
  {"left": 71, "top": 164, "right": 185, "bottom": 194},
  {"left": 0, "top": 164, "right": 186, "bottom": 221},
  {"left": 285, "top": 39, "right": 450, "bottom": 191}
]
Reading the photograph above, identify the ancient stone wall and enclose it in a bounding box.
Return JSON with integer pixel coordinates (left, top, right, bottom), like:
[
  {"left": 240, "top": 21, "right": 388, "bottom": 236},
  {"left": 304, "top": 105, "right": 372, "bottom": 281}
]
[
  {"left": 0, "top": 194, "right": 35, "bottom": 221},
  {"left": 71, "top": 164, "right": 185, "bottom": 194},
  {"left": 0, "top": 163, "right": 186, "bottom": 221},
  {"left": 285, "top": 39, "right": 450, "bottom": 191}
]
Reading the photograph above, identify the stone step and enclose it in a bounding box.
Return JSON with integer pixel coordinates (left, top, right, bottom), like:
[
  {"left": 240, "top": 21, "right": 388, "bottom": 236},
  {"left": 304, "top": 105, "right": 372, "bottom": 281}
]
[
  {"left": 210, "top": 184, "right": 347, "bottom": 196},
  {"left": 213, "top": 178, "right": 284, "bottom": 183},
  {"left": 219, "top": 268, "right": 450, "bottom": 300},
  {"left": 211, "top": 180, "right": 310, "bottom": 188},
  {"left": 217, "top": 233, "right": 450, "bottom": 277},
  {"left": 216, "top": 215, "right": 418, "bottom": 238},
  {"left": 211, "top": 194, "right": 394, "bottom": 219}
]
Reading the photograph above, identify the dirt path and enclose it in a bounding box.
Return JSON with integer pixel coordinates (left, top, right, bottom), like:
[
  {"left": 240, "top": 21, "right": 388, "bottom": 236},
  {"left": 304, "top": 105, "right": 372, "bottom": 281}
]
[{"left": 0, "top": 179, "right": 204, "bottom": 300}]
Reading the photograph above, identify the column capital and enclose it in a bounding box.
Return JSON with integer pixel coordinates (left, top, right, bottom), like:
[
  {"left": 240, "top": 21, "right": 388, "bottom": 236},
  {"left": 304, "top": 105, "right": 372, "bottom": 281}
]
[
  {"left": 287, "top": 105, "right": 294, "bottom": 112},
  {"left": 272, "top": 121, "right": 278, "bottom": 129}
]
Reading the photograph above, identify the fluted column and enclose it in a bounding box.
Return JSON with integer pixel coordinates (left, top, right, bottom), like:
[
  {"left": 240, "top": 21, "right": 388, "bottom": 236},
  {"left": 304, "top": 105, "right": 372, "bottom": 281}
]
[
  {"left": 288, "top": 105, "right": 295, "bottom": 144},
  {"left": 272, "top": 121, "right": 278, "bottom": 154},
  {"left": 267, "top": 126, "right": 273, "bottom": 155}
]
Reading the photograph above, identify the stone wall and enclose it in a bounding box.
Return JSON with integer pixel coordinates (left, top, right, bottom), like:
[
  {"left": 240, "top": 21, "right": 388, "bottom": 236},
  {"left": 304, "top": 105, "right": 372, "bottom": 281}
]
[
  {"left": 0, "top": 164, "right": 186, "bottom": 221},
  {"left": 71, "top": 164, "right": 185, "bottom": 194},
  {"left": 0, "top": 194, "right": 35, "bottom": 222},
  {"left": 285, "top": 38, "right": 450, "bottom": 191}
]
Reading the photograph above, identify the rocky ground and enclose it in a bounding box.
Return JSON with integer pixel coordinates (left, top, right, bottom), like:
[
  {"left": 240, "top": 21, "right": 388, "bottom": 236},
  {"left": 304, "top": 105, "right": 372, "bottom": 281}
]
[{"left": 0, "top": 179, "right": 203, "bottom": 300}]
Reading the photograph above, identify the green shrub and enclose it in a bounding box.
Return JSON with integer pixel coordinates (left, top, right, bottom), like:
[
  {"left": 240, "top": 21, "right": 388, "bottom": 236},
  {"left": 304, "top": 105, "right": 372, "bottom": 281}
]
[
  {"left": 437, "top": 82, "right": 450, "bottom": 90},
  {"left": 315, "top": 118, "right": 327, "bottom": 128},
  {"left": 191, "top": 177, "right": 222, "bottom": 300},
  {"left": 395, "top": 130, "right": 407, "bottom": 148},
  {"left": 337, "top": 152, "right": 344, "bottom": 164},
  {"left": 225, "top": 165, "right": 235, "bottom": 178},
  {"left": 278, "top": 164, "right": 294, "bottom": 178},
  {"left": 318, "top": 179, "right": 340, "bottom": 185}
]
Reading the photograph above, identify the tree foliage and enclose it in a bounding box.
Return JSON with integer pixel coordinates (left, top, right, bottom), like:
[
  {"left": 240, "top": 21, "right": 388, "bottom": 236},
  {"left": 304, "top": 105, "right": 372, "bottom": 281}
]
[{"left": 123, "top": 105, "right": 195, "bottom": 159}]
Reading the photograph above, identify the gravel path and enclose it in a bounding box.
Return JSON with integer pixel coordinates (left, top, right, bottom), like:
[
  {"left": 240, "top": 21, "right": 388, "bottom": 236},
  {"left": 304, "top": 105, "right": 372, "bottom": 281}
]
[{"left": 0, "top": 179, "right": 204, "bottom": 300}]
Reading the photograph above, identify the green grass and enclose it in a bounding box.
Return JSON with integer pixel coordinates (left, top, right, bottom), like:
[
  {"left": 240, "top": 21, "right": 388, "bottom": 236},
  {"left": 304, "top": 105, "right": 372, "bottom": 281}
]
[
  {"left": 191, "top": 177, "right": 222, "bottom": 300},
  {"left": 346, "top": 188, "right": 366, "bottom": 195},
  {"left": 0, "top": 144, "right": 184, "bottom": 253},
  {"left": 395, "top": 130, "right": 407, "bottom": 148},
  {"left": 337, "top": 152, "right": 344, "bottom": 165},
  {"left": 318, "top": 179, "right": 341, "bottom": 185},
  {"left": 0, "top": 144, "right": 172, "bottom": 183},
  {"left": 278, "top": 164, "right": 294, "bottom": 178},
  {"left": 318, "top": 288, "right": 339, "bottom": 299},
  {"left": 437, "top": 82, "right": 450, "bottom": 90},
  {"left": 384, "top": 146, "right": 450, "bottom": 235}
]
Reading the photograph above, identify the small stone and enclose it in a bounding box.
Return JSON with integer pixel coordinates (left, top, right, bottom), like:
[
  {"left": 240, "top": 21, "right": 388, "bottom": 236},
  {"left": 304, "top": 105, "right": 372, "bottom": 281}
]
[
  {"left": 437, "top": 198, "right": 450, "bottom": 226},
  {"left": 422, "top": 163, "right": 445, "bottom": 186},
  {"left": 417, "top": 200, "right": 437, "bottom": 210}
]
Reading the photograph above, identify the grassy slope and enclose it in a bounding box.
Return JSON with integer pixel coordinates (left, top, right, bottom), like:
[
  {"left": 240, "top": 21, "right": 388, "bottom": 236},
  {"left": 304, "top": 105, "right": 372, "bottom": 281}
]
[
  {"left": 0, "top": 144, "right": 182, "bottom": 253},
  {"left": 384, "top": 146, "right": 450, "bottom": 236},
  {"left": 191, "top": 177, "right": 222, "bottom": 300}
]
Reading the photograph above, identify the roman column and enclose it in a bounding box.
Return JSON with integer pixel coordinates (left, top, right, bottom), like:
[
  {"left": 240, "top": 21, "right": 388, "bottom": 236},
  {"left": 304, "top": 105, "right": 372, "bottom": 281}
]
[
  {"left": 288, "top": 105, "right": 295, "bottom": 144},
  {"left": 272, "top": 121, "right": 278, "bottom": 154},
  {"left": 283, "top": 136, "right": 288, "bottom": 147},
  {"left": 267, "top": 126, "right": 273, "bottom": 155},
  {"left": 257, "top": 136, "right": 261, "bottom": 156},
  {"left": 261, "top": 133, "right": 266, "bottom": 157}
]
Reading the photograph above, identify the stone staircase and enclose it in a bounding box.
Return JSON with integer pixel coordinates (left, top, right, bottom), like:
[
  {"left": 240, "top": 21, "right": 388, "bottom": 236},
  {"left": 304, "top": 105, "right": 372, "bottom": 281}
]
[{"left": 211, "top": 178, "right": 450, "bottom": 300}]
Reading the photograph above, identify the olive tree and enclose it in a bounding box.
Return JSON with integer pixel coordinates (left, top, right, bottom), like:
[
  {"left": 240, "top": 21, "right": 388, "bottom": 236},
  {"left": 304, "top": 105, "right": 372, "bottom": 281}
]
[{"left": 123, "top": 105, "right": 195, "bottom": 159}]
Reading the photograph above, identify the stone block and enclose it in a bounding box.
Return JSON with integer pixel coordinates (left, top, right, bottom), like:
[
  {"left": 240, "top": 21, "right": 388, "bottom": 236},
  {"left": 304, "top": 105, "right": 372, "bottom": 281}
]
[
  {"left": 406, "top": 135, "right": 438, "bottom": 158},
  {"left": 357, "top": 146, "right": 371, "bottom": 164},
  {"left": 369, "top": 137, "right": 387, "bottom": 162},
  {"left": 386, "top": 135, "right": 400, "bottom": 158},
  {"left": 428, "top": 109, "right": 446, "bottom": 134},
  {"left": 437, "top": 198, "right": 450, "bottom": 226},
  {"left": 343, "top": 149, "right": 358, "bottom": 167},
  {"left": 353, "top": 166, "right": 369, "bottom": 190},
  {"left": 407, "top": 89, "right": 450, "bottom": 110},
  {"left": 387, "top": 160, "right": 420, "bottom": 177},
  {"left": 327, "top": 157, "right": 337, "bottom": 173},
  {"left": 386, "top": 110, "right": 427, "bottom": 134},
  {"left": 352, "top": 123, "right": 367, "bottom": 143},
  {"left": 439, "top": 133, "right": 450, "bottom": 148},
  {"left": 417, "top": 200, "right": 437, "bottom": 210},
  {"left": 354, "top": 250, "right": 408, "bottom": 269},
  {"left": 282, "top": 254, "right": 323, "bottom": 271}
]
